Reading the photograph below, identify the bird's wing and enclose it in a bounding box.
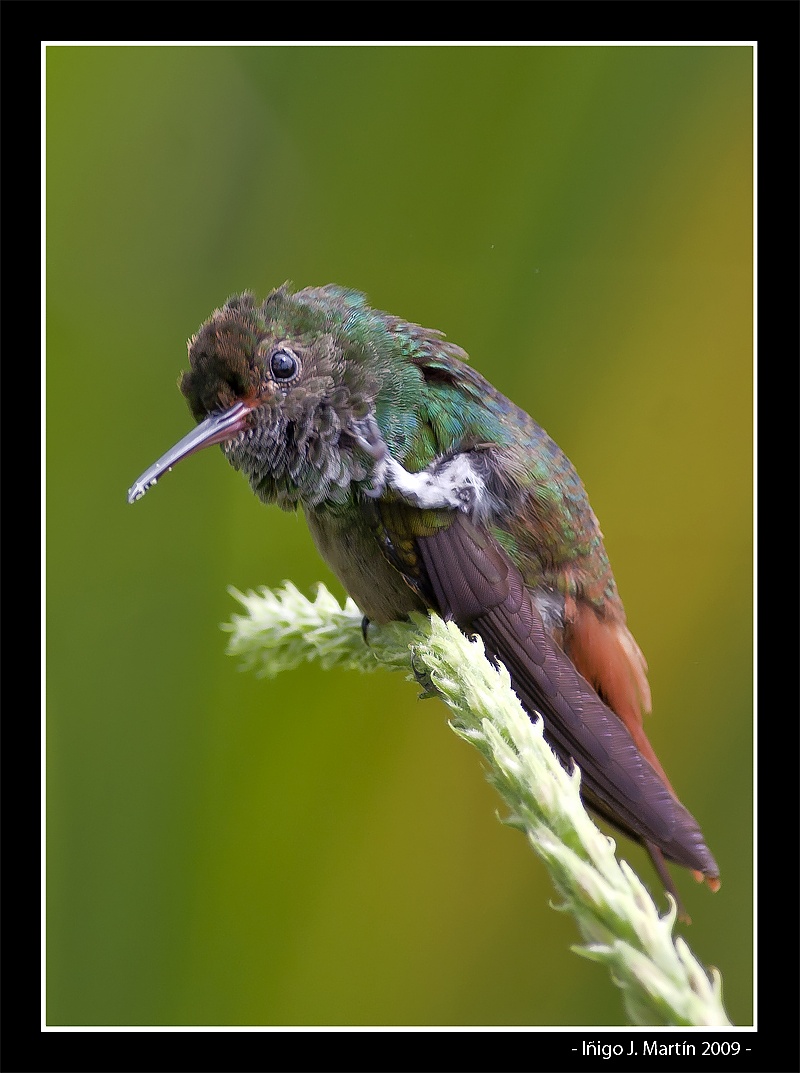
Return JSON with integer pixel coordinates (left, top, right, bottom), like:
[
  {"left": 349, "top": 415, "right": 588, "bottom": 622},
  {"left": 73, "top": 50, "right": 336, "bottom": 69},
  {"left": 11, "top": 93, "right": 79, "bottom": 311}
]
[{"left": 410, "top": 511, "right": 718, "bottom": 881}]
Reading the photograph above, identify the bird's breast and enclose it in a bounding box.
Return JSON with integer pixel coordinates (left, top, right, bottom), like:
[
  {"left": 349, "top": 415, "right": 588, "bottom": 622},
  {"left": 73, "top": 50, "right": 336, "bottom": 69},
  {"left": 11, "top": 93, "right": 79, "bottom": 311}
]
[{"left": 304, "top": 506, "right": 428, "bottom": 624}]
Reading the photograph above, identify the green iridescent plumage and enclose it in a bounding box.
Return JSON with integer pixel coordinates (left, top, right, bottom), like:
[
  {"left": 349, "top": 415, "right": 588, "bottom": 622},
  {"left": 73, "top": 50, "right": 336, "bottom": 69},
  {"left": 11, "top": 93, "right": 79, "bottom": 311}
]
[{"left": 179, "top": 284, "right": 616, "bottom": 618}]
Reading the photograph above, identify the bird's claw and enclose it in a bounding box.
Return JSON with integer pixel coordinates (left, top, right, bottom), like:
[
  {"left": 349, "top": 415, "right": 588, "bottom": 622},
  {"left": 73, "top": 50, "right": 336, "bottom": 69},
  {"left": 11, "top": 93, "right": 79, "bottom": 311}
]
[
  {"left": 349, "top": 415, "right": 388, "bottom": 461},
  {"left": 410, "top": 650, "right": 438, "bottom": 698}
]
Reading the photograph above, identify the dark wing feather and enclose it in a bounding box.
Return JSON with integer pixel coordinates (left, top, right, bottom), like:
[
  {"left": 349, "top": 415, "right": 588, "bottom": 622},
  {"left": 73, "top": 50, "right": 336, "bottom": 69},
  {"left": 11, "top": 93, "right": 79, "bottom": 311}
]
[{"left": 416, "top": 513, "right": 718, "bottom": 880}]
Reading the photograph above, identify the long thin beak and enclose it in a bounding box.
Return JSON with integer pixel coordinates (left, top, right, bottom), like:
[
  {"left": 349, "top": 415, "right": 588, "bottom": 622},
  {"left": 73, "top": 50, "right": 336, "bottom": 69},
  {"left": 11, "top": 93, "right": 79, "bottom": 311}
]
[{"left": 127, "top": 399, "right": 256, "bottom": 504}]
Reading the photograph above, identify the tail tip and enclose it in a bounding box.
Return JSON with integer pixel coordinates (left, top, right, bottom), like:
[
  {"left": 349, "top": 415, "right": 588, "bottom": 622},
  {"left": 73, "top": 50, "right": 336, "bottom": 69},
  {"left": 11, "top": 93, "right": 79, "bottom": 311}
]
[{"left": 692, "top": 869, "right": 721, "bottom": 892}]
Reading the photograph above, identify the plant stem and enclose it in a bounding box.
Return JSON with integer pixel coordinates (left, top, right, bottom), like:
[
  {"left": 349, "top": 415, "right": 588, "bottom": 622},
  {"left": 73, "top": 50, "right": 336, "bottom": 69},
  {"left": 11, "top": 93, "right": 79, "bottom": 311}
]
[{"left": 224, "top": 582, "right": 730, "bottom": 1027}]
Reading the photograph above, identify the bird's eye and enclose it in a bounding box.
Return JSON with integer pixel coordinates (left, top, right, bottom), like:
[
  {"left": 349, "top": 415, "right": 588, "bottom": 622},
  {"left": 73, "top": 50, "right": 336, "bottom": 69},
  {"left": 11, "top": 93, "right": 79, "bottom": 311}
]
[{"left": 269, "top": 348, "right": 299, "bottom": 381}]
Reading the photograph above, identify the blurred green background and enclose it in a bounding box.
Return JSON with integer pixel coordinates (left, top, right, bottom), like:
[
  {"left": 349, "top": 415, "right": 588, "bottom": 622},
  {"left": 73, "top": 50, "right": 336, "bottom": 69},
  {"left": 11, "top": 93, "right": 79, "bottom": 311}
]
[{"left": 46, "top": 45, "right": 752, "bottom": 1027}]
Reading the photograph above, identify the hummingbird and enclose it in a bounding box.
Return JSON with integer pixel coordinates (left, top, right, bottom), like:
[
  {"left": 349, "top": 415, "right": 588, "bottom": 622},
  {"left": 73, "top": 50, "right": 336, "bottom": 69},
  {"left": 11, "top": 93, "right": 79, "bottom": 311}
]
[{"left": 128, "top": 283, "right": 719, "bottom": 913}]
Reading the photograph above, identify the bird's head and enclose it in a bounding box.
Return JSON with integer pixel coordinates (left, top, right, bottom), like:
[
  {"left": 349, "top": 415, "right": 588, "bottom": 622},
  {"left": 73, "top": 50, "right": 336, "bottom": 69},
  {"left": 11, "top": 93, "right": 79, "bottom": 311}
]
[{"left": 128, "top": 283, "right": 435, "bottom": 509}]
